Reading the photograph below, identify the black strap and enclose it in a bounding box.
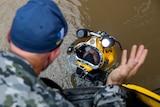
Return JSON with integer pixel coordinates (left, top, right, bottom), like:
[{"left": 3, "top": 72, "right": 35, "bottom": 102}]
[{"left": 40, "top": 77, "right": 66, "bottom": 97}]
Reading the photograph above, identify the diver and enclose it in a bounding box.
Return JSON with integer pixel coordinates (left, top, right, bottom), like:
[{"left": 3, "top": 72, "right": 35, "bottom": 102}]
[{"left": 67, "top": 29, "right": 121, "bottom": 86}]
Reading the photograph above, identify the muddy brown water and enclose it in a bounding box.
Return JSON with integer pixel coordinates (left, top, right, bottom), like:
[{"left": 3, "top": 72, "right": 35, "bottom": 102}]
[{"left": 0, "top": 0, "right": 160, "bottom": 90}]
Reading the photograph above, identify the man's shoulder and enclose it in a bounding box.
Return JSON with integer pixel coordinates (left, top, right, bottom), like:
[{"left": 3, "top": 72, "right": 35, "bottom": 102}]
[
  {"left": 0, "top": 51, "right": 26, "bottom": 62},
  {"left": 0, "top": 51, "right": 27, "bottom": 75},
  {"left": 0, "top": 51, "right": 36, "bottom": 76},
  {"left": 0, "top": 75, "right": 73, "bottom": 107}
]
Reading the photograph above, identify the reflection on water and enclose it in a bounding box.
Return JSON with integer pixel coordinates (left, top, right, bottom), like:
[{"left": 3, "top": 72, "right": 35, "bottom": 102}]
[
  {"left": 124, "top": 0, "right": 152, "bottom": 24},
  {"left": 0, "top": 0, "right": 160, "bottom": 90}
]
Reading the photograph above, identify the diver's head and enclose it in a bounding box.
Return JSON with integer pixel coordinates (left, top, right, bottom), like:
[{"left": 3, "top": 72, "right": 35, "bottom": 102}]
[{"left": 67, "top": 29, "right": 116, "bottom": 73}]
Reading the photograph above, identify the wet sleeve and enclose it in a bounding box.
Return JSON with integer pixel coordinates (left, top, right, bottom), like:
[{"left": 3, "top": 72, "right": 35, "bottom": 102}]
[{"left": 93, "top": 85, "right": 127, "bottom": 107}]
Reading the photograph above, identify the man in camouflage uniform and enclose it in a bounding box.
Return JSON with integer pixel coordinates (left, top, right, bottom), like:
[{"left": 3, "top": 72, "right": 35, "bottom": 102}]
[
  {"left": 0, "top": 51, "right": 75, "bottom": 107},
  {"left": 0, "top": 0, "right": 148, "bottom": 106}
]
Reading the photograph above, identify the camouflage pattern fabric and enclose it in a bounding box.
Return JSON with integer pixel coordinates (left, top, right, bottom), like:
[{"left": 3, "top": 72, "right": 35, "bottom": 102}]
[
  {"left": 0, "top": 51, "right": 126, "bottom": 107},
  {"left": 0, "top": 51, "right": 74, "bottom": 107},
  {"left": 93, "top": 85, "right": 126, "bottom": 107}
]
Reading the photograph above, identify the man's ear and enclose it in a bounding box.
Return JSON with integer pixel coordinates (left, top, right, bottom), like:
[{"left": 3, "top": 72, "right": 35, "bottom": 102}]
[
  {"left": 49, "top": 47, "right": 60, "bottom": 64},
  {"left": 7, "top": 28, "right": 11, "bottom": 43}
]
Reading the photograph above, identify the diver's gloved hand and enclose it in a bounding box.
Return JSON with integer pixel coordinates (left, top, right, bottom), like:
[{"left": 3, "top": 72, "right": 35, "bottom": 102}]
[{"left": 93, "top": 85, "right": 127, "bottom": 107}]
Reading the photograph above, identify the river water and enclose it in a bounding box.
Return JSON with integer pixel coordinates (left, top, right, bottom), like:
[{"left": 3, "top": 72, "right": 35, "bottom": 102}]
[{"left": 0, "top": 0, "right": 160, "bottom": 90}]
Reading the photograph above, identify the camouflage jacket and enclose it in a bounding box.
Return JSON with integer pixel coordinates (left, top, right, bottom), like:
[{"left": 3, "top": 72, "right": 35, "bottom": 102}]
[
  {"left": 0, "top": 51, "right": 74, "bottom": 107},
  {"left": 0, "top": 51, "right": 126, "bottom": 107}
]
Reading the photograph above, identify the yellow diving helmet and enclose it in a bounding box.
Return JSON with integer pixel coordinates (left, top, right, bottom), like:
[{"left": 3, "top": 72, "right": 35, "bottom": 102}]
[{"left": 67, "top": 29, "right": 121, "bottom": 76}]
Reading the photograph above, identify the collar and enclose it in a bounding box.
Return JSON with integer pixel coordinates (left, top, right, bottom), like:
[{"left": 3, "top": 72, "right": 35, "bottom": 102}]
[{"left": 0, "top": 51, "right": 38, "bottom": 77}]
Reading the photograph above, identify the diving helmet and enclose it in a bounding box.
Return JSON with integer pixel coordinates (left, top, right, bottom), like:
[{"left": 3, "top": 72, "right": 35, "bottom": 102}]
[{"left": 67, "top": 29, "right": 118, "bottom": 74}]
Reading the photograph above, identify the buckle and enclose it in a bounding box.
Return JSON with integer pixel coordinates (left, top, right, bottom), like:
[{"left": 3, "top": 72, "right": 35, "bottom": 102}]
[
  {"left": 80, "top": 71, "right": 88, "bottom": 78},
  {"left": 76, "top": 67, "right": 88, "bottom": 78}
]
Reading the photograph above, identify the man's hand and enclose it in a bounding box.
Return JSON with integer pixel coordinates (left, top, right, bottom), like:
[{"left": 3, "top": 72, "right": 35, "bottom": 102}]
[{"left": 106, "top": 45, "right": 148, "bottom": 85}]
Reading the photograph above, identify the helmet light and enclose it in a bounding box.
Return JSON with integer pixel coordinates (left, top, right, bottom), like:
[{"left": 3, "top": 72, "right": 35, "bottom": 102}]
[
  {"left": 101, "top": 38, "right": 110, "bottom": 47},
  {"left": 101, "top": 36, "right": 115, "bottom": 48}
]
